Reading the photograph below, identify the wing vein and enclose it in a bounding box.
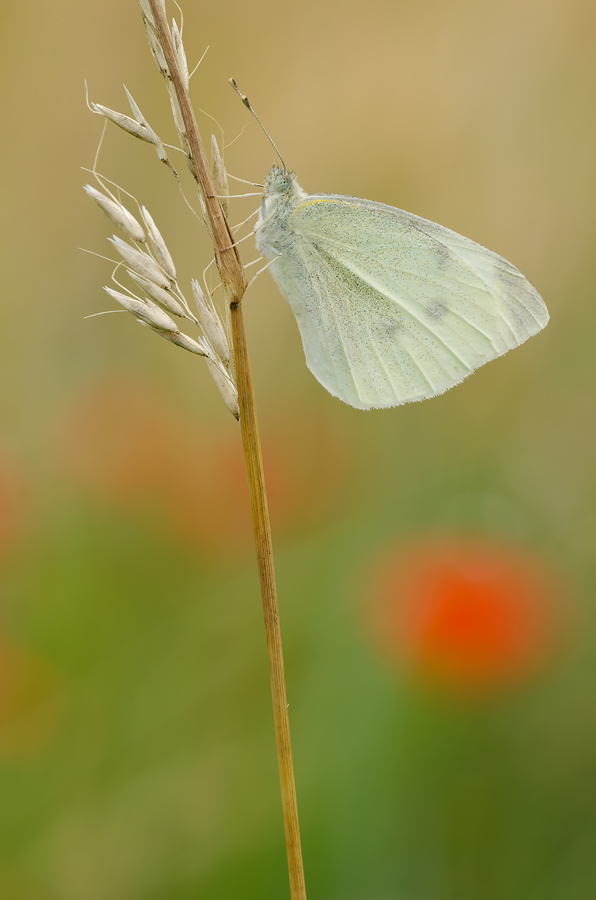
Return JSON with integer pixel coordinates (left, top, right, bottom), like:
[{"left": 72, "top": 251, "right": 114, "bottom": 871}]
[
  {"left": 310, "top": 232, "right": 504, "bottom": 344},
  {"left": 324, "top": 250, "right": 475, "bottom": 367},
  {"left": 307, "top": 243, "right": 442, "bottom": 395},
  {"left": 294, "top": 241, "right": 364, "bottom": 401}
]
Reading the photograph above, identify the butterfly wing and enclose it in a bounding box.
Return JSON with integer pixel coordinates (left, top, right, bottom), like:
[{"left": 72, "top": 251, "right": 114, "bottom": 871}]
[{"left": 268, "top": 194, "right": 548, "bottom": 409}]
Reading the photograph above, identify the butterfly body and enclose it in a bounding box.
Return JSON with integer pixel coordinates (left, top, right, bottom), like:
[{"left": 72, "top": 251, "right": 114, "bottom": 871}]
[{"left": 255, "top": 166, "right": 548, "bottom": 410}]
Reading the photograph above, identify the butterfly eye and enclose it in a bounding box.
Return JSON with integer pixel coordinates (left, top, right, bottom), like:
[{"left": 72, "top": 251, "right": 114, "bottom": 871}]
[{"left": 274, "top": 175, "right": 291, "bottom": 193}]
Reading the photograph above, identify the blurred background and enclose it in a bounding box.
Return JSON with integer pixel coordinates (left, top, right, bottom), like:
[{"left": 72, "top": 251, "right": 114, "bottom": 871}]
[{"left": 1, "top": 0, "right": 595, "bottom": 897}]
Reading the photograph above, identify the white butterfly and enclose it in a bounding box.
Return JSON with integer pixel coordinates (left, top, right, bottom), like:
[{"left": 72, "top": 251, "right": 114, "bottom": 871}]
[{"left": 255, "top": 166, "right": 548, "bottom": 410}]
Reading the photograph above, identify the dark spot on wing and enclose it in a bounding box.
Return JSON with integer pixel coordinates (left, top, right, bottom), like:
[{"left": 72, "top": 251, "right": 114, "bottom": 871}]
[
  {"left": 426, "top": 299, "right": 448, "bottom": 321},
  {"left": 434, "top": 244, "right": 451, "bottom": 272},
  {"left": 371, "top": 311, "right": 403, "bottom": 339}
]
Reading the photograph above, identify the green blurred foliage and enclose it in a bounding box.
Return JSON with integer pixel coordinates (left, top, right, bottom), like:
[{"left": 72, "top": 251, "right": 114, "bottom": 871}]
[{"left": 0, "top": 0, "right": 595, "bottom": 897}]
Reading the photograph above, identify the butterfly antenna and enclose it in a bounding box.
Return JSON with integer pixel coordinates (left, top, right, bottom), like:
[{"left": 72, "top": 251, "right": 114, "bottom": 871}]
[{"left": 229, "top": 78, "right": 286, "bottom": 169}]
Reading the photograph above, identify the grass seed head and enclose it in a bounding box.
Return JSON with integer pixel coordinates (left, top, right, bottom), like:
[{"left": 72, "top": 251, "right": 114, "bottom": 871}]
[
  {"left": 191, "top": 279, "right": 230, "bottom": 365},
  {"left": 137, "top": 0, "right": 155, "bottom": 26},
  {"left": 91, "top": 103, "right": 153, "bottom": 143},
  {"left": 84, "top": 185, "right": 146, "bottom": 242},
  {"left": 211, "top": 135, "right": 229, "bottom": 218},
  {"left": 171, "top": 19, "right": 189, "bottom": 89},
  {"left": 109, "top": 236, "right": 171, "bottom": 289},
  {"left": 127, "top": 272, "right": 186, "bottom": 318},
  {"left": 207, "top": 358, "right": 239, "bottom": 419},
  {"left": 150, "top": 329, "right": 209, "bottom": 356},
  {"left": 145, "top": 22, "right": 169, "bottom": 75},
  {"left": 123, "top": 86, "right": 169, "bottom": 164},
  {"left": 104, "top": 287, "right": 178, "bottom": 332},
  {"left": 140, "top": 207, "right": 177, "bottom": 281}
]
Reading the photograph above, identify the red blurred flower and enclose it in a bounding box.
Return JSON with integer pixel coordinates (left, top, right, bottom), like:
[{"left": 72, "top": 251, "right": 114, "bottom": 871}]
[{"left": 370, "top": 536, "right": 565, "bottom": 694}]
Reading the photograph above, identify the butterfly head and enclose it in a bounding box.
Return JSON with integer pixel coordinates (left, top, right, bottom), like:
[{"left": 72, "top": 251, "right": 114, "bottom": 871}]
[{"left": 264, "top": 166, "right": 301, "bottom": 201}]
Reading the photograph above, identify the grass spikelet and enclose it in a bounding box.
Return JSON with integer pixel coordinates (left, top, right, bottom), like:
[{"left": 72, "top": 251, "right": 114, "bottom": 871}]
[
  {"left": 127, "top": 272, "right": 188, "bottom": 319},
  {"left": 90, "top": 103, "right": 154, "bottom": 142},
  {"left": 108, "top": 236, "right": 171, "bottom": 288},
  {"left": 140, "top": 207, "right": 177, "bottom": 281},
  {"left": 191, "top": 279, "right": 230, "bottom": 365},
  {"left": 211, "top": 135, "right": 229, "bottom": 218},
  {"left": 84, "top": 185, "right": 146, "bottom": 242},
  {"left": 103, "top": 286, "right": 178, "bottom": 332}
]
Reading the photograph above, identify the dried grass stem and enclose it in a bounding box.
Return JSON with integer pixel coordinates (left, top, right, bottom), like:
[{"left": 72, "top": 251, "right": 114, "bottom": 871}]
[
  {"left": 230, "top": 302, "right": 307, "bottom": 900},
  {"left": 147, "top": 1, "right": 245, "bottom": 298},
  {"left": 145, "top": 3, "right": 306, "bottom": 897}
]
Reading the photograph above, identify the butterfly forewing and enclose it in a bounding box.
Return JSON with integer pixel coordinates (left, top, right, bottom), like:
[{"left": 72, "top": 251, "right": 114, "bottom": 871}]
[{"left": 268, "top": 194, "right": 547, "bottom": 409}]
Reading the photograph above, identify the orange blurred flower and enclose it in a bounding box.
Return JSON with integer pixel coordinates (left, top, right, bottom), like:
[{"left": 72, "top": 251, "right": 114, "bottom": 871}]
[
  {"left": 369, "top": 536, "right": 566, "bottom": 694},
  {"left": 56, "top": 379, "right": 347, "bottom": 556}
]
